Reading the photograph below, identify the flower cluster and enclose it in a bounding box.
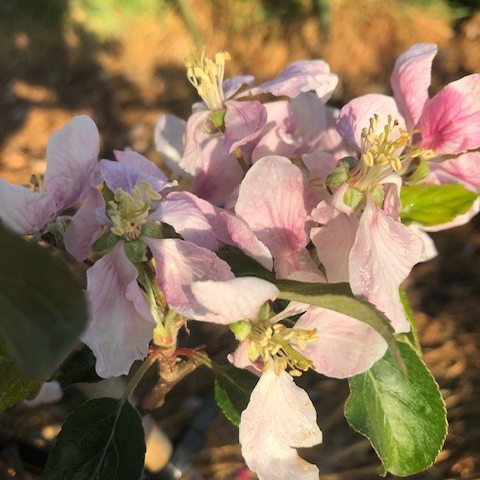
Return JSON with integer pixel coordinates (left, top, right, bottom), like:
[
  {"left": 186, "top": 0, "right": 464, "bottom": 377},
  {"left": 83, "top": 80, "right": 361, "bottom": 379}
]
[{"left": 2, "top": 43, "right": 479, "bottom": 479}]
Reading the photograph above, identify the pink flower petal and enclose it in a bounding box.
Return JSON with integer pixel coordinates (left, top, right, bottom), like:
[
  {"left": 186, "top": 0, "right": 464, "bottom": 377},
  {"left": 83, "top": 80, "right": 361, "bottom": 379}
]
[
  {"left": 45, "top": 115, "right": 100, "bottom": 212},
  {"left": 240, "top": 369, "right": 322, "bottom": 480},
  {"left": 408, "top": 225, "right": 438, "bottom": 261},
  {"left": 349, "top": 197, "right": 424, "bottom": 333},
  {"left": 296, "top": 307, "right": 387, "bottom": 378},
  {"left": 317, "top": 107, "right": 356, "bottom": 159},
  {"left": 144, "top": 238, "right": 233, "bottom": 317},
  {"left": 0, "top": 180, "right": 55, "bottom": 235},
  {"left": 100, "top": 151, "right": 174, "bottom": 193},
  {"left": 236, "top": 156, "right": 309, "bottom": 266},
  {"left": 211, "top": 211, "right": 273, "bottom": 270},
  {"left": 154, "top": 114, "right": 187, "bottom": 175},
  {"left": 275, "top": 248, "right": 326, "bottom": 283},
  {"left": 182, "top": 110, "right": 211, "bottom": 174},
  {"left": 83, "top": 242, "right": 155, "bottom": 378},
  {"left": 337, "top": 94, "right": 406, "bottom": 151},
  {"left": 390, "top": 43, "right": 437, "bottom": 129},
  {"left": 420, "top": 74, "right": 480, "bottom": 154},
  {"left": 242, "top": 59, "right": 338, "bottom": 101},
  {"left": 64, "top": 188, "right": 104, "bottom": 261},
  {"left": 224, "top": 100, "right": 267, "bottom": 153},
  {"left": 427, "top": 152, "right": 480, "bottom": 191},
  {"left": 311, "top": 201, "right": 358, "bottom": 283},
  {"left": 147, "top": 191, "right": 218, "bottom": 251},
  {"left": 223, "top": 75, "right": 255, "bottom": 99},
  {"left": 190, "top": 136, "right": 245, "bottom": 206},
  {"left": 190, "top": 277, "right": 279, "bottom": 324}
]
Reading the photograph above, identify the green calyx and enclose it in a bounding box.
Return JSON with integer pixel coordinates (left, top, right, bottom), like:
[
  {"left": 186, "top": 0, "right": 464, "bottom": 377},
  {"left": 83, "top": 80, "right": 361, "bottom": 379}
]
[
  {"left": 141, "top": 222, "right": 163, "bottom": 239},
  {"left": 209, "top": 109, "right": 226, "bottom": 132},
  {"left": 343, "top": 186, "right": 364, "bottom": 209},
  {"left": 92, "top": 230, "right": 119, "bottom": 252},
  {"left": 230, "top": 320, "right": 252, "bottom": 342},
  {"left": 125, "top": 240, "right": 147, "bottom": 263}
]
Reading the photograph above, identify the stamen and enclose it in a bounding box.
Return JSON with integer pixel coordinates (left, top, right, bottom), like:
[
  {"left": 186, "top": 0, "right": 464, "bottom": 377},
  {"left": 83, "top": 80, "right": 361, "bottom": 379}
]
[{"left": 185, "top": 47, "right": 231, "bottom": 111}]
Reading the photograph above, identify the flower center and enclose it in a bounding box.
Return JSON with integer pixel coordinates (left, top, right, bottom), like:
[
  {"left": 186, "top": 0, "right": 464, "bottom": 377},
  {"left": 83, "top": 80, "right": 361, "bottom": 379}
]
[
  {"left": 185, "top": 48, "right": 230, "bottom": 111},
  {"left": 247, "top": 322, "right": 318, "bottom": 376},
  {"left": 107, "top": 182, "right": 160, "bottom": 240}
]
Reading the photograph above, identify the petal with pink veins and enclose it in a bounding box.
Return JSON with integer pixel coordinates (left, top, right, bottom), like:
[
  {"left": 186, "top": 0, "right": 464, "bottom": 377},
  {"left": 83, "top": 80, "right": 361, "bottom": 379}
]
[
  {"left": 236, "top": 156, "right": 309, "bottom": 266},
  {"left": 83, "top": 242, "right": 155, "bottom": 378},
  {"left": 275, "top": 248, "right": 326, "bottom": 283},
  {"left": 190, "top": 277, "right": 279, "bottom": 324},
  {"left": 295, "top": 307, "right": 387, "bottom": 378},
  {"left": 337, "top": 94, "right": 406, "bottom": 151},
  {"left": 181, "top": 110, "right": 211, "bottom": 174},
  {"left": 242, "top": 59, "right": 338, "bottom": 101},
  {"left": 408, "top": 225, "right": 438, "bottom": 261},
  {"left": 349, "top": 197, "right": 424, "bottom": 333},
  {"left": 211, "top": 211, "right": 273, "bottom": 270},
  {"left": 390, "top": 43, "right": 438, "bottom": 129},
  {"left": 44, "top": 115, "right": 100, "bottom": 212},
  {"left": 64, "top": 188, "right": 104, "bottom": 261},
  {"left": 427, "top": 153, "right": 480, "bottom": 191},
  {"left": 144, "top": 238, "right": 233, "bottom": 317},
  {"left": 0, "top": 180, "right": 55, "bottom": 235},
  {"left": 100, "top": 151, "right": 174, "bottom": 193},
  {"left": 240, "top": 369, "right": 322, "bottom": 480},
  {"left": 224, "top": 100, "right": 267, "bottom": 153},
  {"left": 420, "top": 74, "right": 480, "bottom": 154},
  {"left": 147, "top": 191, "right": 218, "bottom": 251},
  {"left": 154, "top": 114, "right": 187, "bottom": 175}
]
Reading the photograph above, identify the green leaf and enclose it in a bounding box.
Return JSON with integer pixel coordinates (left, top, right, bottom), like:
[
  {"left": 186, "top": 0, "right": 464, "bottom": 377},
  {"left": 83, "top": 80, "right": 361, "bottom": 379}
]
[
  {"left": 345, "top": 342, "right": 447, "bottom": 477},
  {"left": 214, "top": 363, "right": 258, "bottom": 426},
  {"left": 400, "top": 184, "right": 478, "bottom": 226},
  {"left": 55, "top": 344, "right": 101, "bottom": 389},
  {"left": 276, "top": 280, "right": 406, "bottom": 373},
  {"left": 397, "top": 288, "right": 421, "bottom": 353},
  {"left": 0, "top": 224, "right": 88, "bottom": 378},
  {"left": 44, "top": 397, "right": 145, "bottom": 480},
  {"left": 0, "top": 338, "right": 42, "bottom": 411}
]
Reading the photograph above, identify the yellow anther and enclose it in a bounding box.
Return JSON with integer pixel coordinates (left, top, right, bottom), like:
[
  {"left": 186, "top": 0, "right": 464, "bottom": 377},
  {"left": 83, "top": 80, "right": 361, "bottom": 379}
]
[
  {"left": 107, "top": 182, "right": 160, "bottom": 240},
  {"left": 185, "top": 47, "right": 231, "bottom": 110}
]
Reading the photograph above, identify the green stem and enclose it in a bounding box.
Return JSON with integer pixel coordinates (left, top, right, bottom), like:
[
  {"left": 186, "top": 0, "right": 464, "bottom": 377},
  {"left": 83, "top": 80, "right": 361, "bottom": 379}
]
[{"left": 124, "top": 350, "right": 163, "bottom": 401}]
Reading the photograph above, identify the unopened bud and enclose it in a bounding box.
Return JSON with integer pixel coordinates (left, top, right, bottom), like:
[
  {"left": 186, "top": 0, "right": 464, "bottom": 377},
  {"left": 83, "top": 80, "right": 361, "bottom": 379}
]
[
  {"left": 343, "top": 186, "right": 364, "bottom": 209},
  {"left": 92, "top": 230, "right": 119, "bottom": 252},
  {"left": 125, "top": 239, "right": 147, "bottom": 263},
  {"left": 326, "top": 166, "right": 349, "bottom": 188},
  {"left": 338, "top": 156, "right": 359, "bottom": 170}
]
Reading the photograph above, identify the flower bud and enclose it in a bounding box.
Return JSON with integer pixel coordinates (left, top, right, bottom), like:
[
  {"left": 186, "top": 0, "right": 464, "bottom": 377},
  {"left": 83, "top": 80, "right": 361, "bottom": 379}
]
[
  {"left": 325, "top": 166, "right": 349, "bottom": 188},
  {"left": 92, "top": 230, "right": 119, "bottom": 252},
  {"left": 343, "top": 186, "right": 364, "bottom": 209},
  {"left": 125, "top": 239, "right": 147, "bottom": 263}
]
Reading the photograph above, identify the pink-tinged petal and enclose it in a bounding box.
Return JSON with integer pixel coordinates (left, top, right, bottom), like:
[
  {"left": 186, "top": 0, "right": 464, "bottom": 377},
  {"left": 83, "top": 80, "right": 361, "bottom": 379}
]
[
  {"left": 240, "top": 370, "right": 322, "bottom": 480},
  {"left": 24, "top": 381, "right": 62, "bottom": 407},
  {"left": 224, "top": 100, "right": 267, "bottom": 153},
  {"left": 349, "top": 197, "right": 424, "bottom": 333},
  {"left": 337, "top": 94, "right": 406, "bottom": 151},
  {"left": 296, "top": 307, "right": 387, "bottom": 378},
  {"left": 154, "top": 114, "right": 187, "bottom": 175},
  {"left": 408, "top": 225, "right": 438, "bottom": 261},
  {"left": 229, "top": 339, "right": 261, "bottom": 375},
  {"left": 275, "top": 248, "right": 326, "bottom": 283},
  {"left": 64, "top": 188, "right": 104, "bottom": 261},
  {"left": 144, "top": 238, "right": 233, "bottom": 317},
  {"left": 302, "top": 151, "right": 337, "bottom": 184},
  {"left": 390, "top": 43, "right": 437, "bottom": 129},
  {"left": 382, "top": 180, "right": 402, "bottom": 220},
  {"left": 190, "top": 137, "right": 244, "bottom": 206},
  {"left": 428, "top": 152, "right": 480, "bottom": 191},
  {"left": 100, "top": 150, "right": 174, "bottom": 193},
  {"left": 0, "top": 180, "right": 55, "bottom": 235},
  {"left": 311, "top": 202, "right": 358, "bottom": 283},
  {"left": 147, "top": 191, "right": 217, "bottom": 251},
  {"left": 182, "top": 110, "right": 211, "bottom": 174},
  {"left": 236, "top": 156, "right": 309, "bottom": 265},
  {"left": 84, "top": 242, "right": 155, "bottom": 378},
  {"left": 224, "top": 75, "right": 255, "bottom": 99},
  {"left": 317, "top": 107, "right": 356, "bottom": 159},
  {"left": 243, "top": 59, "right": 338, "bottom": 101},
  {"left": 190, "top": 277, "right": 279, "bottom": 324},
  {"left": 211, "top": 212, "right": 273, "bottom": 270},
  {"left": 269, "top": 301, "right": 310, "bottom": 324},
  {"left": 252, "top": 125, "right": 297, "bottom": 163},
  {"left": 45, "top": 115, "right": 100, "bottom": 211},
  {"left": 422, "top": 197, "right": 480, "bottom": 232},
  {"left": 420, "top": 74, "right": 480, "bottom": 154}
]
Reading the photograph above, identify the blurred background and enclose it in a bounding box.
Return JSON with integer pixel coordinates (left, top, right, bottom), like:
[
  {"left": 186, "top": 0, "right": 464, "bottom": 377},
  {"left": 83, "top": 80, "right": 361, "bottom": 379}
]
[{"left": 0, "top": 0, "right": 479, "bottom": 478}]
